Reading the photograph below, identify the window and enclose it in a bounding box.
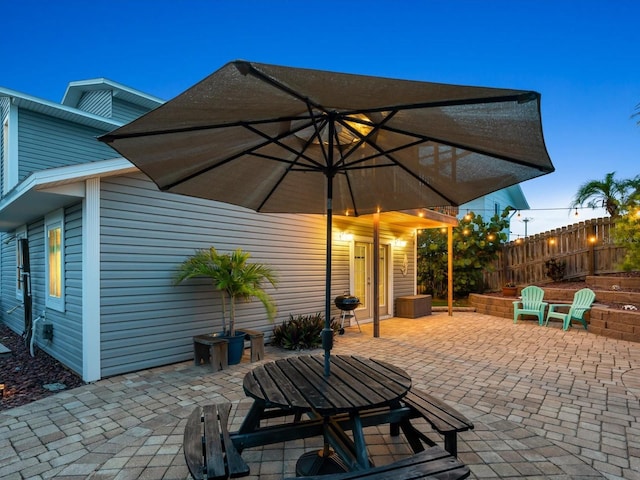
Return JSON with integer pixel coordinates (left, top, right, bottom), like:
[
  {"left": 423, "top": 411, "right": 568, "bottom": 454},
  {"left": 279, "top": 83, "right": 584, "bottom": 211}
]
[
  {"left": 15, "top": 226, "right": 27, "bottom": 299},
  {"left": 45, "top": 209, "right": 65, "bottom": 311}
]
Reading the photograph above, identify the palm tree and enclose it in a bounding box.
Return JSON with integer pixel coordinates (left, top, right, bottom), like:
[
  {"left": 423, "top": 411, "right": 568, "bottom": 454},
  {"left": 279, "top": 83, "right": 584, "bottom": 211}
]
[
  {"left": 174, "top": 247, "right": 278, "bottom": 336},
  {"left": 571, "top": 172, "right": 633, "bottom": 217}
]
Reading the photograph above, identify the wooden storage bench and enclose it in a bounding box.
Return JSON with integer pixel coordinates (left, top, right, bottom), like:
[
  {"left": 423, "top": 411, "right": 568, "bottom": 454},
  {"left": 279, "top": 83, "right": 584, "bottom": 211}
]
[
  {"left": 193, "top": 335, "right": 228, "bottom": 372},
  {"left": 236, "top": 328, "right": 264, "bottom": 362},
  {"left": 395, "top": 295, "right": 432, "bottom": 318}
]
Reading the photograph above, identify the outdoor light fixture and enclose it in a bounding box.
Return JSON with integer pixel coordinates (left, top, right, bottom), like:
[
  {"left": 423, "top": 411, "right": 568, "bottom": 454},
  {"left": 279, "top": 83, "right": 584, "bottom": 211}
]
[
  {"left": 574, "top": 208, "right": 579, "bottom": 217},
  {"left": 339, "top": 232, "right": 354, "bottom": 242},
  {"left": 294, "top": 113, "right": 373, "bottom": 147},
  {"left": 393, "top": 239, "right": 407, "bottom": 248}
]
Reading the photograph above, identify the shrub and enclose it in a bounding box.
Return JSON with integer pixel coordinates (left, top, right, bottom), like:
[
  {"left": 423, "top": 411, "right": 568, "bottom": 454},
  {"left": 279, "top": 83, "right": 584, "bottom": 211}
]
[
  {"left": 271, "top": 313, "right": 338, "bottom": 350},
  {"left": 545, "top": 258, "right": 566, "bottom": 282}
]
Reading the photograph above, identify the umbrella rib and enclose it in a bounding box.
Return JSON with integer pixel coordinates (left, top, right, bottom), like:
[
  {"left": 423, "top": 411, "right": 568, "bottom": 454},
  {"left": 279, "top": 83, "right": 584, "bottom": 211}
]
[
  {"left": 243, "top": 122, "right": 327, "bottom": 171},
  {"left": 332, "top": 110, "right": 400, "bottom": 170},
  {"left": 100, "top": 114, "right": 318, "bottom": 141},
  {"left": 372, "top": 121, "right": 554, "bottom": 172},
  {"left": 234, "top": 60, "right": 539, "bottom": 118},
  {"left": 234, "top": 61, "right": 327, "bottom": 113},
  {"left": 161, "top": 117, "right": 328, "bottom": 191},
  {"left": 332, "top": 91, "right": 540, "bottom": 118},
  {"left": 255, "top": 112, "right": 333, "bottom": 211},
  {"left": 355, "top": 131, "right": 460, "bottom": 206}
]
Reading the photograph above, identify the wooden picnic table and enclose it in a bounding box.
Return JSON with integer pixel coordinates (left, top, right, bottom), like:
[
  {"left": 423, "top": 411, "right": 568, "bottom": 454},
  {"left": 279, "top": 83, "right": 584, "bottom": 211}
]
[{"left": 232, "top": 354, "right": 412, "bottom": 474}]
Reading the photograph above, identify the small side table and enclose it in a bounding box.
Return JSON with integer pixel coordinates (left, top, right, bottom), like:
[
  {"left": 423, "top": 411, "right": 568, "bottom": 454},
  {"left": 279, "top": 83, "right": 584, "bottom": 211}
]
[{"left": 193, "top": 335, "right": 229, "bottom": 371}]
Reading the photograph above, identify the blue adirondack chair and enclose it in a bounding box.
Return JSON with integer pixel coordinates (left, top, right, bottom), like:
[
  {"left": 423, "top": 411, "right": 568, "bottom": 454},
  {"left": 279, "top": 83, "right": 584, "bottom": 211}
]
[
  {"left": 545, "top": 288, "right": 596, "bottom": 331},
  {"left": 513, "top": 285, "right": 547, "bottom": 325}
]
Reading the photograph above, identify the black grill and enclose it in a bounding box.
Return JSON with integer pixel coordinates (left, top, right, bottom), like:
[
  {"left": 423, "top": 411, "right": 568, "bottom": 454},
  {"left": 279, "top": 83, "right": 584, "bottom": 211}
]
[{"left": 334, "top": 295, "right": 360, "bottom": 311}]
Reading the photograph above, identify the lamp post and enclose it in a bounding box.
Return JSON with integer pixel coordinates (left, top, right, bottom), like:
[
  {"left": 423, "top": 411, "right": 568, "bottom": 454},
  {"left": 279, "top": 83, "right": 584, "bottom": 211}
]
[{"left": 520, "top": 217, "right": 534, "bottom": 237}]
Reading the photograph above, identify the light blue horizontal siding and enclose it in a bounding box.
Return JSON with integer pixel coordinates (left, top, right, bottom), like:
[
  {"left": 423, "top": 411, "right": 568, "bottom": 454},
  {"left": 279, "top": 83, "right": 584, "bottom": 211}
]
[
  {"left": 111, "top": 98, "right": 148, "bottom": 123},
  {"left": 0, "top": 203, "right": 83, "bottom": 375},
  {"left": 17, "top": 110, "right": 117, "bottom": 180},
  {"left": 99, "top": 173, "right": 333, "bottom": 376}
]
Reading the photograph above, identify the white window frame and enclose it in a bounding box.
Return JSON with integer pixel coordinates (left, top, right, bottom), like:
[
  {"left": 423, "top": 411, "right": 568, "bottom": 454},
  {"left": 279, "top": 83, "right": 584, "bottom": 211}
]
[
  {"left": 45, "top": 209, "right": 65, "bottom": 312},
  {"left": 15, "top": 226, "right": 27, "bottom": 300}
]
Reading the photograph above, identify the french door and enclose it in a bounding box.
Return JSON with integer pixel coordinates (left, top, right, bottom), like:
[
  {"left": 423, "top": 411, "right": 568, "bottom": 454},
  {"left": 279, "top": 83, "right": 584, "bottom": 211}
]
[{"left": 353, "top": 241, "right": 389, "bottom": 320}]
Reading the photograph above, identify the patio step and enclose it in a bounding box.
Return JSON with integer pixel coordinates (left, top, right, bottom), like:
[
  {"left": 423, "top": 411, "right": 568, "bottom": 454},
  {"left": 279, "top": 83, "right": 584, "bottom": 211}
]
[
  {"left": 432, "top": 306, "right": 476, "bottom": 312},
  {"left": 0, "top": 342, "right": 11, "bottom": 358},
  {"left": 586, "top": 275, "right": 640, "bottom": 291}
]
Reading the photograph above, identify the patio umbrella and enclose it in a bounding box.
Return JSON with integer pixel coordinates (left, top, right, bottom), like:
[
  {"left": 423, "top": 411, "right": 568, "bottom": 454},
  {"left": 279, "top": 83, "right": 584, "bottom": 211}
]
[{"left": 100, "top": 60, "right": 554, "bottom": 375}]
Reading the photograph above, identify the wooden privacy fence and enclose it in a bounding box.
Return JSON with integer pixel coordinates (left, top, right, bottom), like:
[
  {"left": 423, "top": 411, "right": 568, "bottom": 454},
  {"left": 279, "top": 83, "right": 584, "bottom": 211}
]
[{"left": 483, "top": 217, "right": 627, "bottom": 291}]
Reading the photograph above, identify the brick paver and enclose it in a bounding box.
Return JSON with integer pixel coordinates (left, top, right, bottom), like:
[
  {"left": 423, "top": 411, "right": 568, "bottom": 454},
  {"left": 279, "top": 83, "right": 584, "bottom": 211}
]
[{"left": 2, "top": 312, "right": 640, "bottom": 479}]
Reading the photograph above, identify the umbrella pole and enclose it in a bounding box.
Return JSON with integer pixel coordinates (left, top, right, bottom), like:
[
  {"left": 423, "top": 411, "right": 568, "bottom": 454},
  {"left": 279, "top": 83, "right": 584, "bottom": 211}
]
[
  {"left": 323, "top": 176, "right": 333, "bottom": 377},
  {"left": 323, "top": 115, "right": 336, "bottom": 377}
]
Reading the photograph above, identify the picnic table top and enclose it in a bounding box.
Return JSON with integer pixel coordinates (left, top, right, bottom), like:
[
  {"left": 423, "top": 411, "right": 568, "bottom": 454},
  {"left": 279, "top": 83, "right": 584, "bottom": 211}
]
[{"left": 242, "top": 354, "right": 412, "bottom": 416}]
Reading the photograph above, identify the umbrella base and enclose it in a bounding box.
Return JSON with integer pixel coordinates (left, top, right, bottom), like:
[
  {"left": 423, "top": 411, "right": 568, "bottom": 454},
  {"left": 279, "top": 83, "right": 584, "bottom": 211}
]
[{"left": 296, "top": 448, "right": 349, "bottom": 476}]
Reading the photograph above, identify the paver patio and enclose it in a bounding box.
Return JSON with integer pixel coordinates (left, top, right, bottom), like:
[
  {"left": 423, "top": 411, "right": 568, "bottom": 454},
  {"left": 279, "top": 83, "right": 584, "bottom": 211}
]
[{"left": 1, "top": 311, "right": 639, "bottom": 479}]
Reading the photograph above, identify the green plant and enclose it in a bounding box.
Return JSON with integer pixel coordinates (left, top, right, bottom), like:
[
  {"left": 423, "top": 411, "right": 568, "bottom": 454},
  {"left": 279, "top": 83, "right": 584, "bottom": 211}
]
[
  {"left": 417, "top": 209, "right": 510, "bottom": 298},
  {"left": 174, "top": 247, "right": 278, "bottom": 336},
  {"left": 271, "top": 313, "right": 338, "bottom": 350},
  {"left": 544, "top": 258, "right": 566, "bottom": 282},
  {"left": 613, "top": 199, "right": 640, "bottom": 271}
]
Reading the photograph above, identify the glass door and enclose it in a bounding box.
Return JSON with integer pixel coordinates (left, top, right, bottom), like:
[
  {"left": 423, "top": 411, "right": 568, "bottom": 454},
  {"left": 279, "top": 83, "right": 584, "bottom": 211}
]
[{"left": 353, "top": 242, "right": 389, "bottom": 320}]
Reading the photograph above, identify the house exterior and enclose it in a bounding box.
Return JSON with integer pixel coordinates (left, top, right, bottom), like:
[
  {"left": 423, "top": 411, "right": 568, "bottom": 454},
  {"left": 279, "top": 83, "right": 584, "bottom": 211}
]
[
  {"left": 0, "top": 79, "right": 457, "bottom": 382},
  {"left": 459, "top": 185, "right": 529, "bottom": 238}
]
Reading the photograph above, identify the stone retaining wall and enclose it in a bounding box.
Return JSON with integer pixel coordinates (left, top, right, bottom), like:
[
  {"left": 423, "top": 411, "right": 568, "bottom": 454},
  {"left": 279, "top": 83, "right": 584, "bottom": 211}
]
[{"left": 469, "top": 292, "right": 640, "bottom": 343}]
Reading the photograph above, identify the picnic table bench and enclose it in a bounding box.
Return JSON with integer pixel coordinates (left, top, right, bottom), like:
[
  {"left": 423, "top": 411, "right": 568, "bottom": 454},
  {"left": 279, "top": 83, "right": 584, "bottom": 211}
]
[
  {"left": 398, "top": 387, "right": 474, "bottom": 457},
  {"left": 286, "top": 445, "right": 469, "bottom": 480},
  {"left": 183, "top": 403, "right": 249, "bottom": 480},
  {"left": 185, "top": 408, "right": 469, "bottom": 480}
]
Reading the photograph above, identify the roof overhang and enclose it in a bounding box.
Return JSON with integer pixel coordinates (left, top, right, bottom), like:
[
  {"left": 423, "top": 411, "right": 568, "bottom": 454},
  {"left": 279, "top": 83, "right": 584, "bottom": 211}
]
[
  {"left": 336, "top": 208, "right": 458, "bottom": 231},
  {"left": 0, "top": 87, "right": 121, "bottom": 131},
  {"left": 62, "top": 78, "right": 164, "bottom": 110},
  {"left": 0, "top": 158, "right": 137, "bottom": 232},
  {"left": 504, "top": 185, "right": 530, "bottom": 210}
]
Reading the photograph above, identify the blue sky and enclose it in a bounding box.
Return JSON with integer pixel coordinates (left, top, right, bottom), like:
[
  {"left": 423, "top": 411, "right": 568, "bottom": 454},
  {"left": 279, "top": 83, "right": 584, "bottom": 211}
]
[{"left": 3, "top": 0, "right": 638, "bottom": 236}]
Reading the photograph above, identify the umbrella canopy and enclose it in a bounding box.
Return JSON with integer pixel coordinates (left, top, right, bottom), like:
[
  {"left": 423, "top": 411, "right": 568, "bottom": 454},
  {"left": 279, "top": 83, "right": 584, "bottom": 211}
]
[{"left": 100, "top": 60, "right": 554, "bottom": 374}]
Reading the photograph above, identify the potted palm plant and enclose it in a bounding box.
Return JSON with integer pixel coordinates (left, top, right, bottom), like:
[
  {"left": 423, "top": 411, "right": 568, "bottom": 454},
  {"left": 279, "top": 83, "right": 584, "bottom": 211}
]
[{"left": 174, "top": 247, "right": 278, "bottom": 364}]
